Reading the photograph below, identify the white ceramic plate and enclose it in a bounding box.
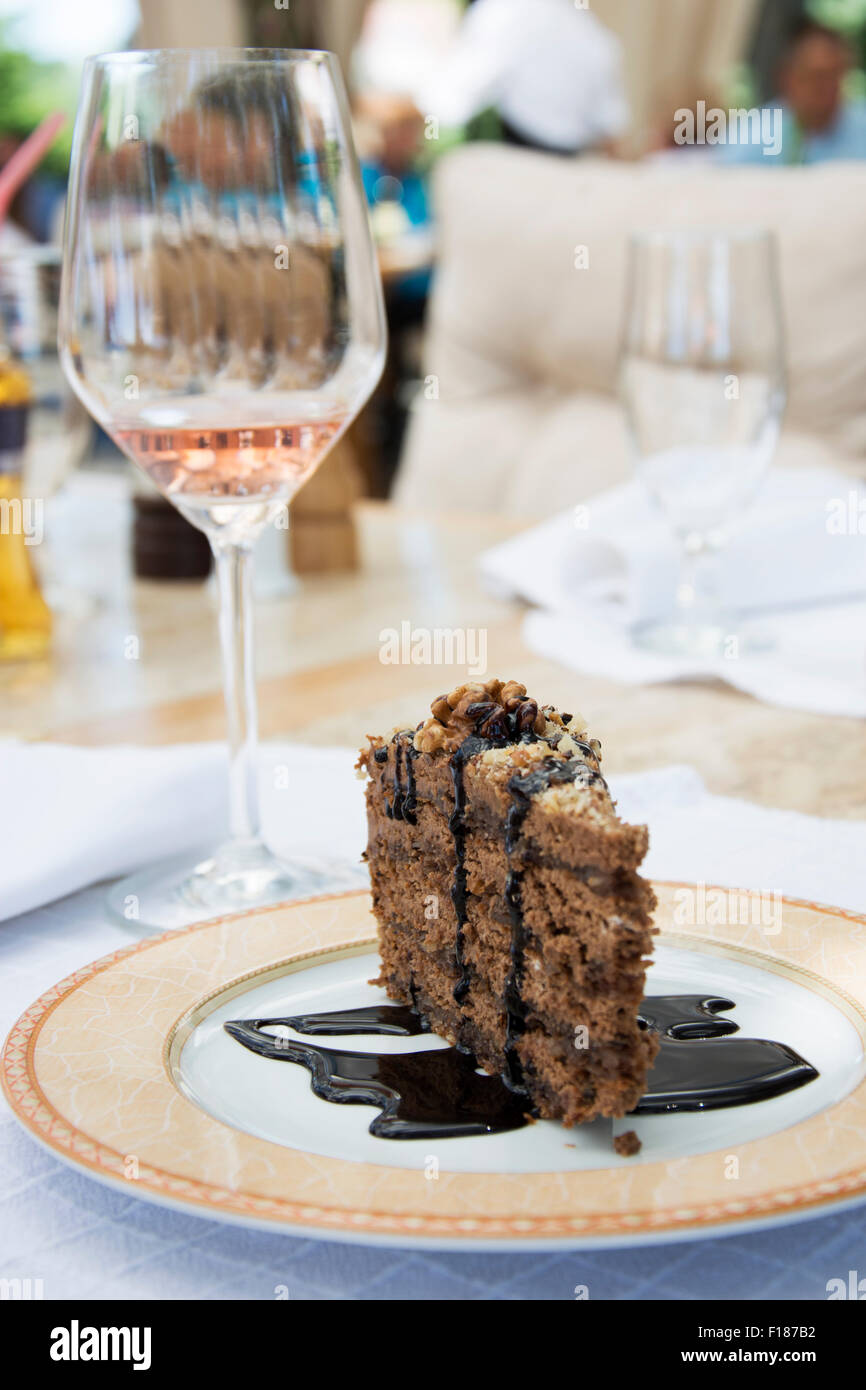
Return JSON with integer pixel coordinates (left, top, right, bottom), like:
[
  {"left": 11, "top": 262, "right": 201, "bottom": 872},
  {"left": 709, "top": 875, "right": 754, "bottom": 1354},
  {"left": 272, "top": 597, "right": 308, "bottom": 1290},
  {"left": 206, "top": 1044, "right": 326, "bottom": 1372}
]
[{"left": 4, "top": 884, "right": 866, "bottom": 1250}]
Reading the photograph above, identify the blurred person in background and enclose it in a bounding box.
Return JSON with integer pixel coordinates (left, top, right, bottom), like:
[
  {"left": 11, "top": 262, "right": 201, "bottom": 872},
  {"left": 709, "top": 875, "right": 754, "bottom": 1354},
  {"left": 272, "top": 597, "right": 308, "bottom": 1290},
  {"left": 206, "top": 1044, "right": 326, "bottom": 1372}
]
[
  {"left": 355, "top": 91, "right": 433, "bottom": 491},
  {"left": 357, "top": 91, "right": 431, "bottom": 253},
  {"left": 645, "top": 89, "right": 726, "bottom": 165},
  {"left": 418, "top": 0, "right": 629, "bottom": 156},
  {"left": 724, "top": 17, "right": 866, "bottom": 163}
]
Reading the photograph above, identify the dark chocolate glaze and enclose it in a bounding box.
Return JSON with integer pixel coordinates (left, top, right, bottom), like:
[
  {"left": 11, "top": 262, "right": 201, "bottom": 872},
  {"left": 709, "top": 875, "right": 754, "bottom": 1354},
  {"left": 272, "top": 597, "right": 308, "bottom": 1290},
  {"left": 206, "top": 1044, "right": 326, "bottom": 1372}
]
[
  {"left": 223, "top": 1017, "right": 527, "bottom": 1139},
  {"left": 225, "top": 996, "right": 818, "bottom": 1141},
  {"left": 447, "top": 734, "right": 489, "bottom": 1006},
  {"left": 502, "top": 786, "right": 531, "bottom": 1091},
  {"left": 443, "top": 718, "right": 581, "bottom": 1013},
  {"left": 383, "top": 732, "right": 418, "bottom": 825},
  {"left": 633, "top": 995, "right": 819, "bottom": 1113},
  {"left": 386, "top": 735, "right": 403, "bottom": 821},
  {"left": 501, "top": 755, "right": 606, "bottom": 1092},
  {"left": 266, "top": 1003, "right": 429, "bottom": 1037},
  {"left": 403, "top": 740, "right": 418, "bottom": 824},
  {"left": 444, "top": 717, "right": 605, "bottom": 1052}
]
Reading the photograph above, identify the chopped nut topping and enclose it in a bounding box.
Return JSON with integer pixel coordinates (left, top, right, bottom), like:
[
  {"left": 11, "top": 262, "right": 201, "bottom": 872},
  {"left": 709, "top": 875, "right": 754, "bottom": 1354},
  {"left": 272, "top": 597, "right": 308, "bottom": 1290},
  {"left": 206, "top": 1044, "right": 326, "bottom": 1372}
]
[
  {"left": 414, "top": 721, "right": 450, "bottom": 754},
  {"left": 413, "top": 678, "right": 567, "bottom": 753}
]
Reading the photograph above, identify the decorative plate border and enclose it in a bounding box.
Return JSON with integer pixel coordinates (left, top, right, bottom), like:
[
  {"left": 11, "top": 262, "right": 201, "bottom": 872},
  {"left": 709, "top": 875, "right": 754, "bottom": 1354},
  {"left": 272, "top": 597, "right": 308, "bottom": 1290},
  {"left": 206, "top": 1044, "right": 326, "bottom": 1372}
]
[{"left": 4, "top": 884, "right": 866, "bottom": 1247}]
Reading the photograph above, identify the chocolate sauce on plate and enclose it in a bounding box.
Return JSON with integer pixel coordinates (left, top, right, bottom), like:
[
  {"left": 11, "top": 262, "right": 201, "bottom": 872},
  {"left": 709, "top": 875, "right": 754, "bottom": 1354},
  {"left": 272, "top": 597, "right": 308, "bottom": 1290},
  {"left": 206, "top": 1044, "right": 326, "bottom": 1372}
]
[
  {"left": 633, "top": 995, "right": 818, "bottom": 1113},
  {"left": 225, "top": 995, "right": 818, "bottom": 1141},
  {"left": 223, "top": 1012, "right": 526, "bottom": 1139}
]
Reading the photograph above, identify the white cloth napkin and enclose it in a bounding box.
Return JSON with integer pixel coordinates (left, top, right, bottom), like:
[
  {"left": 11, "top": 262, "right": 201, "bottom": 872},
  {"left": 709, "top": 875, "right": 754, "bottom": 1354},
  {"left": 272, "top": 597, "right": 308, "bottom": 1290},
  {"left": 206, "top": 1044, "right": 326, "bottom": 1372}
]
[
  {"left": 615, "top": 766, "right": 866, "bottom": 912},
  {"left": 480, "top": 466, "right": 866, "bottom": 716},
  {"left": 2, "top": 741, "right": 864, "bottom": 927},
  {"left": 480, "top": 466, "right": 866, "bottom": 623},
  {"left": 0, "top": 740, "right": 368, "bottom": 923}
]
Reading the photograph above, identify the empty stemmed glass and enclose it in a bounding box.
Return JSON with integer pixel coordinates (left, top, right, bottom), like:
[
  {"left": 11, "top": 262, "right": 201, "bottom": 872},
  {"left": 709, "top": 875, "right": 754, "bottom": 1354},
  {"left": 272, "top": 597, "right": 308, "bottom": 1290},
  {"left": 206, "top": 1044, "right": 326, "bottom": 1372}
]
[
  {"left": 59, "top": 49, "right": 386, "bottom": 930},
  {"left": 619, "top": 228, "right": 786, "bottom": 657}
]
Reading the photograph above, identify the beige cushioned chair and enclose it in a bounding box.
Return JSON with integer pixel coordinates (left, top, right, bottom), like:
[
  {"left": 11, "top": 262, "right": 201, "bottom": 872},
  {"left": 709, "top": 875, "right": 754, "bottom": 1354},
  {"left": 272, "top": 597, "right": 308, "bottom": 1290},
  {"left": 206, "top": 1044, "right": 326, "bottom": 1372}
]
[{"left": 396, "top": 146, "right": 866, "bottom": 516}]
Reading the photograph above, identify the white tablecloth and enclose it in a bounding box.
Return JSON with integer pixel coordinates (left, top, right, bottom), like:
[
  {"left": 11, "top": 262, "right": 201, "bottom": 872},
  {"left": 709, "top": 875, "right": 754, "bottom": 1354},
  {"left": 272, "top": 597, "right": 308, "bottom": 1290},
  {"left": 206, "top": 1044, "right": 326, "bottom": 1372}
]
[{"left": 2, "top": 752, "right": 865, "bottom": 1300}]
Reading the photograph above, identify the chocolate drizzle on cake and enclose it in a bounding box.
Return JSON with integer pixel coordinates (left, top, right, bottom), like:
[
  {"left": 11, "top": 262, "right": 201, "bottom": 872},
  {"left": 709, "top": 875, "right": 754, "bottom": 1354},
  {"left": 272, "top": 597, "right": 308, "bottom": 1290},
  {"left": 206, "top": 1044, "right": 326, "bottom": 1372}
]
[
  {"left": 438, "top": 691, "right": 607, "bottom": 1083},
  {"left": 383, "top": 732, "right": 418, "bottom": 824},
  {"left": 444, "top": 703, "right": 553, "bottom": 1011},
  {"left": 390, "top": 736, "right": 403, "bottom": 820},
  {"left": 502, "top": 786, "right": 531, "bottom": 1090},
  {"left": 502, "top": 755, "right": 606, "bottom": 1092},
  {"left": 435, "top": 688, "right": 551, "bottom": 1014},
  {"left": 403, "top": 740, "right": 418, "bottom": 823},
  {"left": 448, "top": 735, "right": 487, "bottom": 1005}
]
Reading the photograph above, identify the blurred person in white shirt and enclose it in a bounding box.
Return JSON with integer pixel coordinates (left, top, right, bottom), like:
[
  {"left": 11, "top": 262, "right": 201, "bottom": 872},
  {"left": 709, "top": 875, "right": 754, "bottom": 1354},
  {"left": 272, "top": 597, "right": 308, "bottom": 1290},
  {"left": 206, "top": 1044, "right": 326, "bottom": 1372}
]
[{"left": 419, "top": 0, "right": 629, "bottom": 155}]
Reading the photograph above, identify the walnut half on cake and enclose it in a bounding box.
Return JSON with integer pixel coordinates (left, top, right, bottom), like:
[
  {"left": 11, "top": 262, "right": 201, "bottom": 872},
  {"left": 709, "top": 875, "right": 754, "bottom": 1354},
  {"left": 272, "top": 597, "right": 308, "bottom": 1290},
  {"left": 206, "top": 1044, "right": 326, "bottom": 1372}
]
[{"left": 357, "top": 679, "right": 658, "bottom": 1127}]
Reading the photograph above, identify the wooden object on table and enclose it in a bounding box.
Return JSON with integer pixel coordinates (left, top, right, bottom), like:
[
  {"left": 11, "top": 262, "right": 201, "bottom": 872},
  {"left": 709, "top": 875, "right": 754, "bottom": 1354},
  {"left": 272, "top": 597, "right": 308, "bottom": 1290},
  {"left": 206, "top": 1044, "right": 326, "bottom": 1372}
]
[
  {"left": 131, "top": 475, "right": 212, "bottom": 581},
  {"left": 288, "top": 436, "right": 365, "bottom": 574}
]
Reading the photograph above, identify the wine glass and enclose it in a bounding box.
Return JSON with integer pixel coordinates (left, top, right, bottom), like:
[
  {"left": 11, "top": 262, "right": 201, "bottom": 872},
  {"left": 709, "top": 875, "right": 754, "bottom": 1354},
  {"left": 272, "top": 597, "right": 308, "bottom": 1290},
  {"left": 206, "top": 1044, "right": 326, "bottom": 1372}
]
[
  {"left": 619, "top": 228, "right": 786, "bottom": 657},
  {"left": 59, "top": 50, "right": 386, "bottom": 931}
]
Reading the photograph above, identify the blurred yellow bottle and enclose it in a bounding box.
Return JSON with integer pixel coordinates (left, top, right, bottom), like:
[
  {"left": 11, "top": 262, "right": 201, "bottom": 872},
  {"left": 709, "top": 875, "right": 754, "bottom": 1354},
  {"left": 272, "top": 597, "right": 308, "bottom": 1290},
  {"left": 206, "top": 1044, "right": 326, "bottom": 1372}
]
[{"left": 0, "top": 361, "right": 51, "bottom": 659}]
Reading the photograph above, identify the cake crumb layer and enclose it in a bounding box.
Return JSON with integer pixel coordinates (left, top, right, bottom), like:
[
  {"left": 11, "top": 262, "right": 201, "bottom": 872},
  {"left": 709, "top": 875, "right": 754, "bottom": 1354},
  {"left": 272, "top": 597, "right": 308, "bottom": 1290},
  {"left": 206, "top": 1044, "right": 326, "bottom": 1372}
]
[{"left": 359, "top": 680, "right": 657, "bottom": 1129}]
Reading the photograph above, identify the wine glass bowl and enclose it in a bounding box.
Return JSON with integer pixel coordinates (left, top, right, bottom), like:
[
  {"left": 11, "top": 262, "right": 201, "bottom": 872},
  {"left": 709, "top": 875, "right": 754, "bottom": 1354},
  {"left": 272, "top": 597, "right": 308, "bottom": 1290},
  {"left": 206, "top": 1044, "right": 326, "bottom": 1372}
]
[
  {"left": 619, "top": 228, "right": 786, "bottom": 657},
  {"left": 59, "top": 50, "right": 386, "bottom": 929},
  {"left": 61, "top": 49, "right": 384, "bottom": 539}
]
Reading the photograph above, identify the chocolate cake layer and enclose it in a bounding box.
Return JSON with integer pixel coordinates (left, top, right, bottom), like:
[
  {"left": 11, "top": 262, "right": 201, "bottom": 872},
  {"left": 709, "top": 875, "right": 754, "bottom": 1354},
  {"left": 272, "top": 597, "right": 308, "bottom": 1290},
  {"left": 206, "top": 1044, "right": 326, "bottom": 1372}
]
[{"left": 358, "top": 680, "right": 658, "bottom": 1127}]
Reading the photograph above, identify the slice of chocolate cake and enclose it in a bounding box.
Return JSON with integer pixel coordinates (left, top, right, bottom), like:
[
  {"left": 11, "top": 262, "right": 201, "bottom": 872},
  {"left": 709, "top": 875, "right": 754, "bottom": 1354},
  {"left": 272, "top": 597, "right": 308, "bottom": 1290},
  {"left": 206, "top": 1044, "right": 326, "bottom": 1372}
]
[{"left": 357, "top": 680, "right": 658, "bottom": 1127}]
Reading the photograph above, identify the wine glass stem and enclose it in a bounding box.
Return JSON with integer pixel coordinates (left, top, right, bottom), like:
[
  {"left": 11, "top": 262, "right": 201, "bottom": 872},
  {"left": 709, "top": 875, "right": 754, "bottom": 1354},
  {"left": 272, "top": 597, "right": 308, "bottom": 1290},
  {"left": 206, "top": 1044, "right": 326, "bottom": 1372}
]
[
  {"left": 212, "top": 540, "right": 260, "bottom": 843},
  {"left": 676, "top": 533, "right": 723, "bottom": 633}
]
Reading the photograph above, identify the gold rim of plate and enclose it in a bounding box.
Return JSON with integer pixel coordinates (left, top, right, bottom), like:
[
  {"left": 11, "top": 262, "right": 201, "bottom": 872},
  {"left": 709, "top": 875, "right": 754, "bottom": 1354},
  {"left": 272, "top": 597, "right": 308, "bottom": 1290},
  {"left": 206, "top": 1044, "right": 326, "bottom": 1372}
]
[{"left": 4, "top": 883, "right": 866, "bottom": 1246}]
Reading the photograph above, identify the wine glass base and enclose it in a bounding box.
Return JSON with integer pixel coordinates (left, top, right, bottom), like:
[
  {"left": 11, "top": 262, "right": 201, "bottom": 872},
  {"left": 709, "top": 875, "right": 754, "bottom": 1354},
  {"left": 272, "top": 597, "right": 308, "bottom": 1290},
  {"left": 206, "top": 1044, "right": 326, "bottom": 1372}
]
[
  {"left": 106, "top": 839, "right": 366, "bottom": 935},
  {"left": 632, "top": 617, "right": 775, "bottom": 661}
]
